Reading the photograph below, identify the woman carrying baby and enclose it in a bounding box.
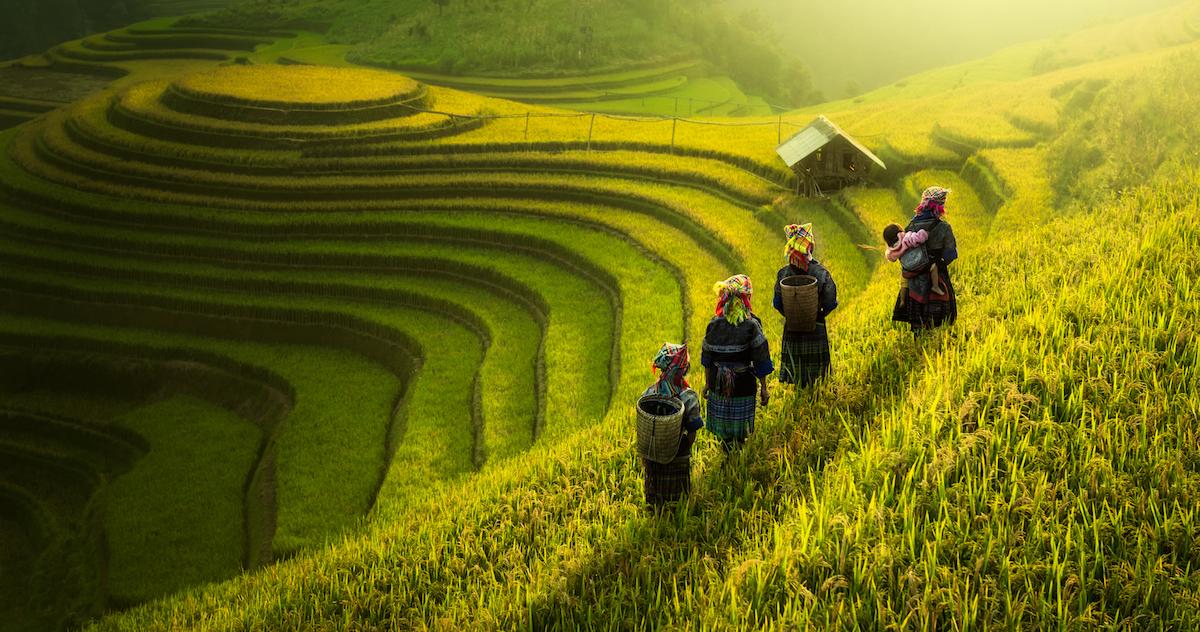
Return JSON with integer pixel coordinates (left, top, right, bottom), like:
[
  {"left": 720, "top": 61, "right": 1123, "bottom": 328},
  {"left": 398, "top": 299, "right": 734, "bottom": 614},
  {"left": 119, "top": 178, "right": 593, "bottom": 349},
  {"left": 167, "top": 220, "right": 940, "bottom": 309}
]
[{"left": 890, "top": 186, "right": 959, "bottom": 333}]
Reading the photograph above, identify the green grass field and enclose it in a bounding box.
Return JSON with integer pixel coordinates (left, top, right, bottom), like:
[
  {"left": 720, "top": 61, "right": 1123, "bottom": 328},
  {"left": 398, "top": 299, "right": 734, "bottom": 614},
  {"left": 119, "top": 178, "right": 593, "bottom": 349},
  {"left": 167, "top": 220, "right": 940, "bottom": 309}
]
[{"left": 0, "top": 2, "right": 1198, "bottom": 629}]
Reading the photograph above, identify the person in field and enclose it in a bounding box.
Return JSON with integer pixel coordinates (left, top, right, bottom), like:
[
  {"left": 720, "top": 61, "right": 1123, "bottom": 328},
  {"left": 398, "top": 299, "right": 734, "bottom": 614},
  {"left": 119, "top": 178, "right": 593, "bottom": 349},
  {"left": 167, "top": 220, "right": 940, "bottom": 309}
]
[
  {"left": 892, "top": 186, "right": 959, "bottom": 332},
  {"left": 773, "top": 223, "right": 839, "bottom": 387},
  {"left": 883, "top": 224, "right": 945, "bottom": 296},
  {"left": 640, "top": 343, "right": 705, "bottom": 507},
  {"left": 701, "top": 274, "right": 773, "bottom": 451}
]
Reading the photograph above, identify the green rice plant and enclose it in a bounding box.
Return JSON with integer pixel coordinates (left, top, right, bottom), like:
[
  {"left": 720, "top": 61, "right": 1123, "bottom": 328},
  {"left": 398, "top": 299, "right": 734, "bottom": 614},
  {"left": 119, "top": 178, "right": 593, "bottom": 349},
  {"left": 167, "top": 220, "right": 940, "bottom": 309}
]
[
  {"left": 0, "top": 480, "right": 65, "bottom": 631},
  {"left": 0, "top": 331, "right": 300, "bottom": 590},
  {"left": 104, "top": 396, "right": 261, "bottom": 605},
  {"left": 0, "top": 274, "right": 419, "bottom": 553},
  {"left": 53, "top": 39, "right": 230, "bottom": 63},
  {"left": 474, "top": 76, "right": 690, "bottom": 104},
  {"left": 0, "top": 151, "right": 734, "bottom": 371},
  {"left": 0, "top": 444, "right": 106, "bottom": 628},
  {"left": 1006, "top": 95, "right": 1061, "bottom": 136},
  {"left": 0, "top": 190, "right": 657, "bottom": 448},
  {"left": 975, "top": 146, "right": 1054, "bottom": 229},
  {"left": 108, "top": 81, "right": 464, "bottom": 146},
  {"left": 317, "top": 136, "right": 795, "bottom": 187},
  {"left": 160, "top": 86, "right": 431, "bottom": 126},
  {"left": 0, "top": 334, "right": 297, "bottom": 581},
  {"left": 0, "top": 314, "right": 390, "bottom": 611},
  {"left": 0, "top": 230, "right": 672, "bottom": 532},
  {"left": 52, "top": 102, "right": 779, "bottom": 204},
  {"left": 134, "top": 0, "right": 238, "bottom": 17},
  {"left": 840, "top": 186, "right": 908, "bottom": 245},
  {"left": 958, "top": 155, "right": 1008, "bottom": 215},
  {"left": 125, "top": 25, "right": 296, "bottom": 39},
  {"left": 0, "top": 96, "right": 60, "bottom": 116},
  {"left": 102, "top": 31, "right": 271, "bottom": 52},
  {"left": 0, "top": 182, "right": 696, "bottom": 436},
  {"left": 546, "top": 76, "right": 759, "bottom": 117},
  {"left": 399, "top": 61, "right": 700, "bottom": 94},
  {"left": 0, "top": 409, "right": 145, "bottom": 471},
  {"left": 17, "top": 121, "right": 781, "bottom": 277},
  {"left": 9, "top": 127, "right": 752, "bottom": 273},
  {"left": 0, "top": 111, "right": 36, "bottom": 131},
  {"left": 713, "top": 174, "right": 1200, "bottom": 629},
  {"left": 0, "top": 251, "right": 511, "bottom": 489},
  {"left": 41, "top": 48, "right": 140, "bottom": 79},
  {"left": 933, "top": 119, "right": 1037, "bottom": 156},
  {"left": 19, "top": 11, "right": 1199, "bottom": 632},
  {"left": 171, "top": 64, "right": 424, "bottom": 109},
  {"left": 0, "top": 234, "right": 545, "bottom": 466},
  {"left": 901, "top": 170, "right": 994, "bottom": 247}
]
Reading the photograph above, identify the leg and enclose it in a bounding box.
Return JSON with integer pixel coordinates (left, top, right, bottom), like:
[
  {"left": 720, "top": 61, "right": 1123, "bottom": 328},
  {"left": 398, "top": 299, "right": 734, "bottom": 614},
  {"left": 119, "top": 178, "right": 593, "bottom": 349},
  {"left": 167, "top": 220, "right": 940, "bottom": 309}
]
[{"left": 930, "top": 266, "right": 945, "bottom": 296}]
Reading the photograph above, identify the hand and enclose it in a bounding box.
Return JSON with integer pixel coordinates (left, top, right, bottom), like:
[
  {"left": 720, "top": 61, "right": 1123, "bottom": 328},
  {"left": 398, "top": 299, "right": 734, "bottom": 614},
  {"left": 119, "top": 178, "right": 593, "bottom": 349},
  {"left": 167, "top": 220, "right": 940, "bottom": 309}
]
[{"left": 759, "top": 384, "right": 770, "bottom": 407}]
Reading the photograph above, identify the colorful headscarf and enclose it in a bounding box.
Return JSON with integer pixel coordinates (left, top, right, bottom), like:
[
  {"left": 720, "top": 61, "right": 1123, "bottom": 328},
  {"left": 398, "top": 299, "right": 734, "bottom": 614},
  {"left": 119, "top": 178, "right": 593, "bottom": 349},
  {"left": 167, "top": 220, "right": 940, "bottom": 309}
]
[
  {"left": 713, "top": 274, "right": 753, "bottom": 326},
  {"left": 916, "top": 186, "right": 950, "bottom": 217},
  {"left": 784, "top": 223, "right": 815, "bottom": 270},
  {"left": 651, "top": 342, "right": 690, "bottom": 397}
]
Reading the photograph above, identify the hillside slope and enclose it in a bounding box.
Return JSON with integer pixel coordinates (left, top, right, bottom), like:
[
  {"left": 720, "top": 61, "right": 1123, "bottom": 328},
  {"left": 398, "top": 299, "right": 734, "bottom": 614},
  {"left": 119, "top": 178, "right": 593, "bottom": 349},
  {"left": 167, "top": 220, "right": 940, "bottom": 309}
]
[
  {"left": 180, "top": 0, "right": 822, "bottom": 107},
  {"left": 0, "top": 3, "right": 1197, "bottom": 631},
  {"left": 0, "top": 0, "right": 237, "bottom": 61},
  {"left": 741, "top": 0, "right": 1182, "bottom": 96},
  {"left": 45, "top": 5, "right": 1200, "bottom": 631}
]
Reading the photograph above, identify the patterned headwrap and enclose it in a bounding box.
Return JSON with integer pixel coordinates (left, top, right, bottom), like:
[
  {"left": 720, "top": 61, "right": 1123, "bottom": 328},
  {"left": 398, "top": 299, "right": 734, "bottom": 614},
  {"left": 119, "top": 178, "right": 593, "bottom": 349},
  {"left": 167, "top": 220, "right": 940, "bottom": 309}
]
[
  {"left": 651, "top": 342, "right": 690, "bottom": 397},
  {"left": 713, "top": 274, "right": 753, "bottom": 326},
  {"left": 916, "top": 186, "right": 951, "bottom": 217},
  {"left": 784, "top": 223, "right": 815, "bottom": 270}
]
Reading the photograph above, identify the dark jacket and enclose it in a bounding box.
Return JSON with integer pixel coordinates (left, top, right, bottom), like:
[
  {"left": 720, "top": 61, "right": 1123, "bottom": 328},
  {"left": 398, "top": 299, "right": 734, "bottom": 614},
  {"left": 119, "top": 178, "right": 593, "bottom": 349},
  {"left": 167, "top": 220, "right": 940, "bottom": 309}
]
[
  {"left": 700, "top": 314, "right": 774, "bottom": 378},
  {"left": 773, "top": 259, "right": 838, "bottom": 323},
  {"left": 907, "top": 214, "right": 957, "bottom": 281}
]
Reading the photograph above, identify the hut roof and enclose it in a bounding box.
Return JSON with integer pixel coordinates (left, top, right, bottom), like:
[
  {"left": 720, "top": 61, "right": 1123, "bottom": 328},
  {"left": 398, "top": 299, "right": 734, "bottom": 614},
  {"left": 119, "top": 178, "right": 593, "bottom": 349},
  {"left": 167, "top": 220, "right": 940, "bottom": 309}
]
[{"left": 775, "top": 115, "right": 887, "bottom": 170}]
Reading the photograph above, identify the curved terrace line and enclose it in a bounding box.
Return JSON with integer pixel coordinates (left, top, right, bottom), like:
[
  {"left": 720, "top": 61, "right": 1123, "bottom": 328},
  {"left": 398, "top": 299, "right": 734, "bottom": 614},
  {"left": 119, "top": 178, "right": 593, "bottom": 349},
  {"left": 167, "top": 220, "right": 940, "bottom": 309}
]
[
  {"left": 0, "top": 247, "right": 547, "bottom": 466},
  {"left": 0, "top": 278, "right": 429, "bottom": 544},
  {"left": 0, "top": 209, "right": 631, "bottom": 419},
  {"left": 0, "top": 341, "right": 295, "bottom": 571}
]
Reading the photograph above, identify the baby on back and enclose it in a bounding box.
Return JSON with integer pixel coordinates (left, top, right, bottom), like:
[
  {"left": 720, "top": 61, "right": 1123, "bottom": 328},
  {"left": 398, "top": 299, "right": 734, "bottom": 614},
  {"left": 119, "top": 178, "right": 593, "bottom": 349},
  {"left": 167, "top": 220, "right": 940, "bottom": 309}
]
[{"left": 883, "top": 224, "right": 945, "bottom": 296}]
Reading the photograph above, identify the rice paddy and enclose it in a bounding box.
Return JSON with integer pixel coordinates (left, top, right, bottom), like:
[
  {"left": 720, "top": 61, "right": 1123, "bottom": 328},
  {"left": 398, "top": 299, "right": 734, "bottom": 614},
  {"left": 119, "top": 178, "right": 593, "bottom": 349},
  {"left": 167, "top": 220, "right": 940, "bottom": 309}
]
[{"left": 1, "top": 2, "right": 1199, "bottom": 629}]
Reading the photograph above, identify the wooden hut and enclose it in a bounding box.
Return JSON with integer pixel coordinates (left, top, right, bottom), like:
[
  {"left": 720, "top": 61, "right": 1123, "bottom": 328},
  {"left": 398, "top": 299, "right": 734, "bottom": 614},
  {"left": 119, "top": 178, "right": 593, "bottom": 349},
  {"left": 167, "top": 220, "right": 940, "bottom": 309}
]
[{"left": 776, "top": 115, "right": 886, "bottom": 196}]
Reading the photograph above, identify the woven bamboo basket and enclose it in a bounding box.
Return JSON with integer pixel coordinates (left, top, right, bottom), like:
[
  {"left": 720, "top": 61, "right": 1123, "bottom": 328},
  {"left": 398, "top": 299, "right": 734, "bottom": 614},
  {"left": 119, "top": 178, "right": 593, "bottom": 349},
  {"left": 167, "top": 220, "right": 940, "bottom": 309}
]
[
  {"left": 781, "top": 275, "right": 819, "bottom": 332},
  {"left": 636, "top": 395, "right": 684, "bottom": 464}
]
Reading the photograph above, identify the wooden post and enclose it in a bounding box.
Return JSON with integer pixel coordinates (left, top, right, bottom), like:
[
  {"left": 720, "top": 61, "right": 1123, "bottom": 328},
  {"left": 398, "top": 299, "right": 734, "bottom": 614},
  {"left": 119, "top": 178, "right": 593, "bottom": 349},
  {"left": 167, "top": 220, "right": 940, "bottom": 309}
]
[
  {"left": 524, "top": 112, "right": 530, "bottom": 140},
  {"left": 586, "top": 113, "right": 596, "bottom": 151},
  {"left": 670, "top": 118, "right": 677, "bottom": 154}
]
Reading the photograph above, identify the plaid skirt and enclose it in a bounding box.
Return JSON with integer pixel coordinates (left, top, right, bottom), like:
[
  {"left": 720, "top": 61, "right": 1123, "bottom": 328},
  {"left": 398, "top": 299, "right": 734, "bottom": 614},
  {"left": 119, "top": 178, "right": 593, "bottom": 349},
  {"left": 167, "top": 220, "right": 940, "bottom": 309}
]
[
  {"left": 892, "top": 286, "right": 957, "bottom": 331},
  {"left": 779, "top": 323, "right": 830, "bottom": 387},
  {"left": 706, "top": 394, "right": 756, "bottom": 442},
  {"left": 643, "top": 456, "right": 691, "bottom": 506}
]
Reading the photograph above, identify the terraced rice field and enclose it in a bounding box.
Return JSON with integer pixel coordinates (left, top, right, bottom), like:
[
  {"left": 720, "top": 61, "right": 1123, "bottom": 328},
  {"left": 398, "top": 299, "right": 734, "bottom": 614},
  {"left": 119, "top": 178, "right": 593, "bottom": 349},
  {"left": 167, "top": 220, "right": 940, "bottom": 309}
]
[
  {"left": 3, "top": 2, "right": 1200, "bottom": 628},
  {"left": 0, "top": 59, "right": 805, "bottom": 619},
  {"left": 0, "top": 66, "right": 110, "bottom": 132},
  {"left": 135, "top": 0, "right": 235, "bottom": 15},
  {"left": 357, "top": 61, "right": 774, "bottom": 116},
  {"left": 34, "top": 19, "right": 332, "bottom": 85},
  {"left": 0, "top": 42, "right": 1027, "bottom": 616}
]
